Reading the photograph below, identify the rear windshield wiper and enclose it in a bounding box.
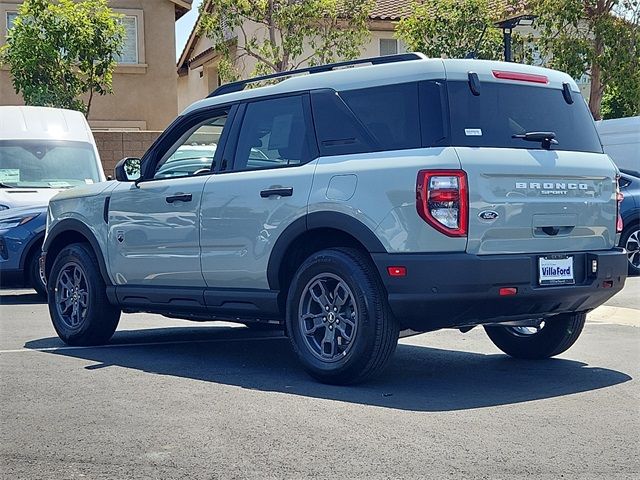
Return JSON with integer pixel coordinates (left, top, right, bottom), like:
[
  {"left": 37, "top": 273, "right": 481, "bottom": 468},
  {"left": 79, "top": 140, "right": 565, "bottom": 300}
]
[
  {"left": 512, "top": 131, "right": 558, "bottom": 150},
  {"left": 0, "top": 182, "right": 16, "bottom": 188}
]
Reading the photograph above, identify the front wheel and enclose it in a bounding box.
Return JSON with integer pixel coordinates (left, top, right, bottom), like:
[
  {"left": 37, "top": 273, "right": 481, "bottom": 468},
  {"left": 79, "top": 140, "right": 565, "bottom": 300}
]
[
  {"left": 48, "top": 243, "right": 121, "bottom": 346},
  {"left": 28, "top": 250, "right": 47, "bottom": 297},
  {"left": 286, "top": 248, "right": 399, "bottom": 385},
  {"left": 484, "top": 312, "right": 586, "bottom": 359}
]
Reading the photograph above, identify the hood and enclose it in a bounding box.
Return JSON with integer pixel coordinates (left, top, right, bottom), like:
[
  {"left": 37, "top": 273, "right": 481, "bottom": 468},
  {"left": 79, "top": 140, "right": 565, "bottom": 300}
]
[
  {"left": 49, "top": 181, "right": 116, "bottom": 202},
  {"left": 0, "top": 188, "right": 62, "bottom": 210}
]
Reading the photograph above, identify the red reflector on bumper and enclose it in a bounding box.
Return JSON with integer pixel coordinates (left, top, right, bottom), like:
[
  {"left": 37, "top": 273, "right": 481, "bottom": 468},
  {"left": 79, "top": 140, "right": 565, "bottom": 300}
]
[
  {"left": 387, "top": 266, "right": 407, "bottom": 277},
  {"left": 499, "top": 287, "right": 518, "bottom": 296}
]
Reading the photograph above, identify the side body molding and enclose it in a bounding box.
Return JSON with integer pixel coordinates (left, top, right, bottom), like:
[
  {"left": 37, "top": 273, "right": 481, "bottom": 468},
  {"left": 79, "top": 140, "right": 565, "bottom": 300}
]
[{"left": 266, "top": 211, "right": 386, "bottom": 290}]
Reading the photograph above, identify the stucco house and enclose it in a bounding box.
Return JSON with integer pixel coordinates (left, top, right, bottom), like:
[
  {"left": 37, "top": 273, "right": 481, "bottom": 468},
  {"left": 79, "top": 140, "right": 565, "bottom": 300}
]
[
  {"left": 177, "top": 0, "right": 413, "bottom": 111},
  {"left": 177, "top": 0, "right": 593, "bottom": 112},
  {"left": 1, "top": 0, "right": 192, "bottom": 131}
]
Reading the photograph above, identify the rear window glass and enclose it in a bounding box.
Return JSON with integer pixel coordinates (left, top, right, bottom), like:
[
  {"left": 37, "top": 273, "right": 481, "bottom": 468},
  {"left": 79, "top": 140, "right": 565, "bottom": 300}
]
[
  {"left": 448, "top": 81, "right": 602, "bottom": 153},
  {"left": 340, "top": 83, "right": 421, "bottom": 151}
]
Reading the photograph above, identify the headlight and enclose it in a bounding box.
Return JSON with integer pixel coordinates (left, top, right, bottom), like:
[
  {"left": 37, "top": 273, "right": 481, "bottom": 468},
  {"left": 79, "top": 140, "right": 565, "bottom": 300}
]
[{"left": 0, "top": 215, "right": 37, "bottom": 229}]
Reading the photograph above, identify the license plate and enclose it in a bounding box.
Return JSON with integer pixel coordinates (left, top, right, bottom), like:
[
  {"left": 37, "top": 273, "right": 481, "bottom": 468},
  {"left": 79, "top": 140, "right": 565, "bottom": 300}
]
[{"left": 538, "top": 255, "right": 574, "bottom": 285}]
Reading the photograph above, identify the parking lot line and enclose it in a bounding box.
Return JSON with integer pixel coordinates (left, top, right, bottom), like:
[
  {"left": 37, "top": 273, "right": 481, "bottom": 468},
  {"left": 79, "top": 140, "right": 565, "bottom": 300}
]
[{"left": 0, "top": 335, "right": 284, "bottom": 354}]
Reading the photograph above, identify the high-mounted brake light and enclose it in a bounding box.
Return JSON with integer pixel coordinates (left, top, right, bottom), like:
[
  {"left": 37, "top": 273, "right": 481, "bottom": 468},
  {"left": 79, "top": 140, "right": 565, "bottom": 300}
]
[
  {"left": 492, "top": 70, "right": 548, "bottom": 84},
  {"left": 616, "top": 177, "right": 624, "bottom": 233},
  {"left": 416, "top": 170, "right": 468, "bottom": 237}
]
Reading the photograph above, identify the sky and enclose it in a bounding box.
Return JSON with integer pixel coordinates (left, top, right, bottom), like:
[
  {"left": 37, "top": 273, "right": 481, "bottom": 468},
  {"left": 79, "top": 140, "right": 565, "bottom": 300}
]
[{"left": 175, "top": 0, "right": 203, "bottom": 61}]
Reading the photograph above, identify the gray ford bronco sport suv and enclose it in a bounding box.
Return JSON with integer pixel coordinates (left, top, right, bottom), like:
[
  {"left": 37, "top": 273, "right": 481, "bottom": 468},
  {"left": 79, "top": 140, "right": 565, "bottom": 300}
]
[{"left": 43, "top": 54, "right": 628, "bottom": 384}]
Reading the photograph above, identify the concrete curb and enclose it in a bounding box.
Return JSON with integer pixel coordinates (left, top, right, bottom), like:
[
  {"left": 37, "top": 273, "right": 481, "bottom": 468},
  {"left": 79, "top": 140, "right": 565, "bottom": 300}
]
[{"left": 588, "top": 305, "right": 639, "bottom": 327}]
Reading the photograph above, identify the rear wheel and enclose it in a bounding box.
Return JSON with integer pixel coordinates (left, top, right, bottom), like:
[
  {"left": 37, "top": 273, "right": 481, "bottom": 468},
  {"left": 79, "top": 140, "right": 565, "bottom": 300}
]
[
  {"left": 484, "top": 312, "right": 586, "bottom": 359},
  {"left": 48, "top": 243, "right": 120, "bottom": 346},
  {"left": 286, "top": 248, "right": 399, "bottom": 384}
]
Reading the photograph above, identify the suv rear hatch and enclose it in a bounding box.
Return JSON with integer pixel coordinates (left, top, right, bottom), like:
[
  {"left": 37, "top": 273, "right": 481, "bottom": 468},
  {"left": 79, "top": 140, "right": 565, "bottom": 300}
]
[{"left": 446, "top": 76, "right": 617, "bottom": 255}]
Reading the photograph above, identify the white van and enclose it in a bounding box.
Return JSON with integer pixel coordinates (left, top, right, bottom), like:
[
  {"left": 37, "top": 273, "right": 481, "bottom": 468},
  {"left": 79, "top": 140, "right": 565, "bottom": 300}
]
[
  {"left": 0, "top": 106, "right": 105, "bottom": 211},
  {"left": 596, "top": 116, "right": 640, "bottom": 174}
]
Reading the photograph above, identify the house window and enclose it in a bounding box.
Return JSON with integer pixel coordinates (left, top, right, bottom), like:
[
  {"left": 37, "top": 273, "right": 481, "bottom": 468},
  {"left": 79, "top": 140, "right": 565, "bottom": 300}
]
[
  {"left": 116, "top": 16, "right": 139, "bottom": 64},
  {"left": 6, "top": 11, "right": 18, "bottom": 33},
  {"left": 379, "top": 38, "right": 407, "bottom": 56}
]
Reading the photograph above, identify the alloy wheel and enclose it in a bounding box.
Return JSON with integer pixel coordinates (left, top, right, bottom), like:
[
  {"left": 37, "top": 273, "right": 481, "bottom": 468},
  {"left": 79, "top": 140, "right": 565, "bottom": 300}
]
[
  {"left": 298, "top": 273, "right": 358, "bottom": 362},
  {"left": 54, "top": 262, "right": 89, "bottom": 329},
  {"left": 625, "top": 228, "right": 640, "bottom": 269}
]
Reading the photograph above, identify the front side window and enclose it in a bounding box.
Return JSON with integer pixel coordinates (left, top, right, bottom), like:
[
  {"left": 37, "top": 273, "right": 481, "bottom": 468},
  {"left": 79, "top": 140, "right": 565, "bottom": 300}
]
[
  {"left": 234, "top": 96, "right": 312, "bottom": 171},
  {"left": 0, "top": 140, "right": 100, "bottom": 188},
  {"left": 115, "top": 16, "right": 138, "bottom": 64},
  {"left": 153, "top": 112, "right": 228, "bottom": 180}
]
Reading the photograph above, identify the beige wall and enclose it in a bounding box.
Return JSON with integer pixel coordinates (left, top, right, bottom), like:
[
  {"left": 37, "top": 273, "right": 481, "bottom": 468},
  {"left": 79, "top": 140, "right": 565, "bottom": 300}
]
[
  {"left": 0, "top": 0, "right": 181, "bottom": 131},
  {"left": 94, "top": 130, "right": 161, "bottom": 175}
]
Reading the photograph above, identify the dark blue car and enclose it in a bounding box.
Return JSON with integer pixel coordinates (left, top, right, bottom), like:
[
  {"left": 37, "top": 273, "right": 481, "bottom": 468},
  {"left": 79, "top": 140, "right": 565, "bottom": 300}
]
[
  {"left": 619, "top": 169, "right": 640, "bottom": 275},
  {"left": 0, "top": 205, "right": 47, "bottom": 295}
]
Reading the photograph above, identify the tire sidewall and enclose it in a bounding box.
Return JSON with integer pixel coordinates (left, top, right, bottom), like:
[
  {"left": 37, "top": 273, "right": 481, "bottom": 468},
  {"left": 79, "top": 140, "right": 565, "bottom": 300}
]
[
  {"left": 28, "top": 251, "right": 47, "bottom": 297},
  {"left": 47, "top": 244, "right": 106, "bottom": 345},
  {"left": 286, "top": 249, "right": 382, "bottom": 379}
]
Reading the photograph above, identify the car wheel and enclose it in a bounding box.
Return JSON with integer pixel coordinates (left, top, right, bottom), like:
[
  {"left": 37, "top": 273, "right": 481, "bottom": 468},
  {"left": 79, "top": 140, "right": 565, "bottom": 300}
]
[
  {"left": 48, "top": 243, "right": 121, "bottom": 346},
  {"left": 484, "top": 312, "right": 586, "bottom": 359},
  {"left": 286, "top": 248, "right": 399, "bottom": 384},
  {"left": 620, "top": 223, "right": 640, "bottom": 276},
  {"left": 28, "top": 250, "right": 47, "bottom": 297}
]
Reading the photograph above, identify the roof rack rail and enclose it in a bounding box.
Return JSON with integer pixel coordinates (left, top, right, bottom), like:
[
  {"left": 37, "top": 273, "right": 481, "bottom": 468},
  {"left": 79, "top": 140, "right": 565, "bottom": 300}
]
[{"left": 207, "top": 52, "right": 426, "bottom": 98}]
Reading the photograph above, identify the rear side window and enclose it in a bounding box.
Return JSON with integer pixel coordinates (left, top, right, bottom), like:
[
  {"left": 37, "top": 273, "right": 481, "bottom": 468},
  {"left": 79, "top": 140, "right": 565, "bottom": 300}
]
[
  {"left": 448, "top": 81, "right": 602, "bottom": 153},
  {"left": 340, "top": 83, "right": 421, "bottom": 151},
  {"left": 233, "top": 95, "right": 313, "bottom": 171}
]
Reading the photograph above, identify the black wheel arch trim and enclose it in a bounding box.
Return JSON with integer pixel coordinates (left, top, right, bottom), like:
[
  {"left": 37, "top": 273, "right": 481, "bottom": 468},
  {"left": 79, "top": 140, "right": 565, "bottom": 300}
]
[
  {"left": 43, "top": 219, "right": 112, "bottom": 286},
  {"left": 266, "top": 211, "right": 386, "bottom": 290}
]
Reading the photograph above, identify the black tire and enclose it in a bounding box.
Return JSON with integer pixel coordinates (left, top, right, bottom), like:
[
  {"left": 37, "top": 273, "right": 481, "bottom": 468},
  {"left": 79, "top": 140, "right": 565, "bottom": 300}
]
[
  {"left": 619, "top": 222, "right": 640, "bottom": 276},
  {"left": 286, "top": 248, "right": 399, "bottom": 385},
  {"left": 28, "top": 250, "right": 47, "bottom": 297},
  {"left": 484, "top": 312, "right": 586, "bottom": 359},
  {"left": 47, "top": 243, "right": 121, "bottom": 346}
]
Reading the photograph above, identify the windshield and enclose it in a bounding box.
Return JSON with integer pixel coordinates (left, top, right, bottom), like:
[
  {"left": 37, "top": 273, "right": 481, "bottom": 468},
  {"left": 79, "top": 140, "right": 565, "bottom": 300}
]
[
  {"left": 0, "top": 140, "right": 101, "bottom": 188},
  {"left": 447, "top": 81, "right": 603, "bottom": 153}
]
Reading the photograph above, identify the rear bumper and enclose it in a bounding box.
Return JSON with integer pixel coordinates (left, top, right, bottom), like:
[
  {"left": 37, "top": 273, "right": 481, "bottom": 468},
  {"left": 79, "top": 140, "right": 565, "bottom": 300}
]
[{"left": 372, "top": 249, "right": 628, "bottom": 331}]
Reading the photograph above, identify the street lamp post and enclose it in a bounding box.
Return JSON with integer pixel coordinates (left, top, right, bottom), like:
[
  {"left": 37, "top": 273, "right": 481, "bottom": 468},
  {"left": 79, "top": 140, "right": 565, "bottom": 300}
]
[{"left": 494, "top": 14, "right": 537, "bottom": 62}]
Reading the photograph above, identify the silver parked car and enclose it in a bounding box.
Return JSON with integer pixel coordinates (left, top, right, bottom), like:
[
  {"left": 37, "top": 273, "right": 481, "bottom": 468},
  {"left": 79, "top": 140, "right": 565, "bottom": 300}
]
[{"left": 42, "top": 54, "right": 627, "bottom": 384}]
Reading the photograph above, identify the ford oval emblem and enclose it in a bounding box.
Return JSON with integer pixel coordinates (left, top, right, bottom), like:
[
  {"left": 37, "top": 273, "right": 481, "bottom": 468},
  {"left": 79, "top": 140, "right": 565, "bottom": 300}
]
[{"left": 478, "top": 210, "right": 499, "bottom": 221}]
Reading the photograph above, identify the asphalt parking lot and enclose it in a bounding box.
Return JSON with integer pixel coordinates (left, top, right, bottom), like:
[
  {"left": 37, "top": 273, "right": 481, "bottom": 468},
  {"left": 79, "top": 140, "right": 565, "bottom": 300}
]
[{"left": 1, "top": 279, "right": 639, "bottom": 479}]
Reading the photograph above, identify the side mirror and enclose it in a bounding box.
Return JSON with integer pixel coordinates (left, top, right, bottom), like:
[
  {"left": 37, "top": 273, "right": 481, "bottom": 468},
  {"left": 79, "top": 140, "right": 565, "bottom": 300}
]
[{"left": 114, "top": 157, "right": 141, "bottom": 182}]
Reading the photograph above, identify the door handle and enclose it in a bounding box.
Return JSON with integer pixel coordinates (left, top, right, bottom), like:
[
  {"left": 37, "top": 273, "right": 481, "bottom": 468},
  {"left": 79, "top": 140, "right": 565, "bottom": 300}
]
[
  {"left": 166, "top": 193, "right": 192, "bottom": 203},
  {"left": 260, "top": 187, "right": 293, "bottom": 198}
]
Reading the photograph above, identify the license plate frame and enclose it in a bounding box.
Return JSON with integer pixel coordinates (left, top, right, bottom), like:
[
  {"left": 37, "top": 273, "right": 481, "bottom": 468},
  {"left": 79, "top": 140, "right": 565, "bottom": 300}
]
[{"left": 538, "top": 255, "right": 575, "bottom": 286}]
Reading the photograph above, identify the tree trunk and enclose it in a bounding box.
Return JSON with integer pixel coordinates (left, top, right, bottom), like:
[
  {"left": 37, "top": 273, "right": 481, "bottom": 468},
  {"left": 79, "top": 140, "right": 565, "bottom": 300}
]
[{"left": 588, "top": 36, "right": 604, "bottom": 120}]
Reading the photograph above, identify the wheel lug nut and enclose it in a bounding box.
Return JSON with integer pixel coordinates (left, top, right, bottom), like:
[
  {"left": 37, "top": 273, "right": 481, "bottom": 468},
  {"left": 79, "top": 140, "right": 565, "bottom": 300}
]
[
  {"left": 325, "top": 306, "right": 329, "bottom": 311},
  {"left": 336, "top": 319, "right": 340, "bottom": 324},
  {"left": 333, "top": 307, "right": 337, "bottom": 312}
]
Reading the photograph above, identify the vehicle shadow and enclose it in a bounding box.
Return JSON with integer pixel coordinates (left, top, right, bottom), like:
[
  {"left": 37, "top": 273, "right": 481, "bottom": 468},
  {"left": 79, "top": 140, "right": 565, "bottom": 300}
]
[
  {"left": 25, "top": 326, "right": 632, "bottom": 412},
  {"left": 0, "top": 291, "right": 45, "bottom": 305}
]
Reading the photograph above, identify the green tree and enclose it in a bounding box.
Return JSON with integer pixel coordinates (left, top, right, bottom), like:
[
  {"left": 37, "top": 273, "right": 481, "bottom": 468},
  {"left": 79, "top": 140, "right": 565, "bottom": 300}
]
[
  {"left": 533, "top": 0, "right": 640, "bottom": 119},
  {"left": 0, "top": 0, "right": 125, "bottom": 117},
  {"left": 396, "top": 0, "right": 506, "bottom": 60},
  {"left": 199, "top": 0, "right": 374, "bottom": 81}
]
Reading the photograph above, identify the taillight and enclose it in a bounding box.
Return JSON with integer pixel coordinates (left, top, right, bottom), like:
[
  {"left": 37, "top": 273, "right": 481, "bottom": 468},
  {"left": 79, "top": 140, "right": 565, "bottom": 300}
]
[
  {"left": 416, "top": 170, "right": 468, "bottom": 237},
  {"left": 616, "top": 177, "right": 624, "bottom": 233}
]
